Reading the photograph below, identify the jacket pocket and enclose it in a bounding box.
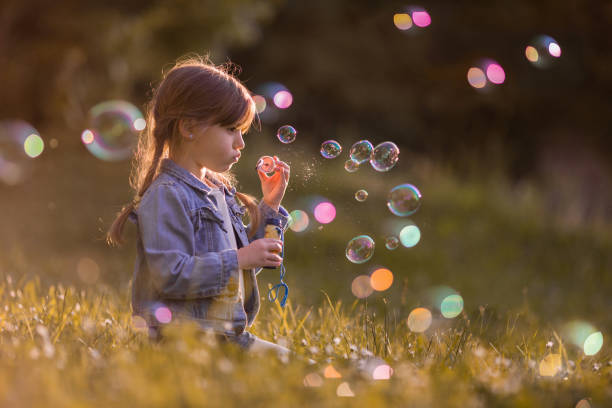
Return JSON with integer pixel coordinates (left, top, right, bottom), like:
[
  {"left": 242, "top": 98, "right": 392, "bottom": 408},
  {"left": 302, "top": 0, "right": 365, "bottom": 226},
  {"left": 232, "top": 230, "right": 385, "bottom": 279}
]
[{"left": 192, "top": 205, "right": 226, "bottom": 252}]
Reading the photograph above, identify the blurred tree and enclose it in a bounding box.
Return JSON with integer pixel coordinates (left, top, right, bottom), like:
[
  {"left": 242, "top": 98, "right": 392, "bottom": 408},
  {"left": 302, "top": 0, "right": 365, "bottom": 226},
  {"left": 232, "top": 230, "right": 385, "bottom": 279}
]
[
  {"left": 0, "top": 0, "right": 282, "bottom": 141},
  {"left": 229, "top": 0, "right": 612, "bottom": 178}
]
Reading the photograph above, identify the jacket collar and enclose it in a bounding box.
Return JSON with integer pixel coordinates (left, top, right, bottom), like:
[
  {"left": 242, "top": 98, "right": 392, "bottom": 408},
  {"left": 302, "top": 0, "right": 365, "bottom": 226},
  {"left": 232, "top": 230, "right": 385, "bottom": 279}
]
[{"left": 160, "top": 158, "right": 236, "bottom": 197}]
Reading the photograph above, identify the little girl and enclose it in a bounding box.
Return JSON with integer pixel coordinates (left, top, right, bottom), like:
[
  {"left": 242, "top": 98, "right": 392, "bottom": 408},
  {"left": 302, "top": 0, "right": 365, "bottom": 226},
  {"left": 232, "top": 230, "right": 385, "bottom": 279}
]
[{"left": 107, "top": 56, "right": 291, "bottom": 355}]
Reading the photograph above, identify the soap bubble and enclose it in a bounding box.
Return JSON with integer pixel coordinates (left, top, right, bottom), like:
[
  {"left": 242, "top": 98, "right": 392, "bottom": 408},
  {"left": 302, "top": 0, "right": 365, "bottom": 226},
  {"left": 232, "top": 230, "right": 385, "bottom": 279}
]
[
  {"left": 399, "top": 225, "right": 421, "bottom": 247},
  {"left": 83, "top": 100, "right": 143, "bottom": 161},
  {"left": 525, "top": 35, "right": 562, "bottom": 68},
  {"left": 385, "top": 236, "right": 399, "bottom": 250},
  {"left": 440, "top": 294, "right": 464, "bottom": 318},
  {"left": 354, "top": 189, "right": 368, "bottom": 202},
  {"left": 320, "top": 140, "right": 342, "bottom": 159},
  {"left": 370, "top": 141, "right": 399, "bottom": 172},
  {"left": 387, "top": 184, "right": 421, "bottom": 216},
  {"left": 349, "top": 140, "right": 373, "bottom": 164},
  {"left": 346, "top": 235, "right": 375, "bottom": 264},
  {"left": 277, "top": 125, "right": 297, "bottom": 144},
  {"left": 256, "top": 156, "right": 276, "bottom": 174},
  {"left": 0, "top": 119, "right": 43, "bottom": 186},
  {"left": 344, "top": 159, "right": 359, "bottom": 173},
  {"left": 288, "top": 210, "right": 309, "bottom": 232}
]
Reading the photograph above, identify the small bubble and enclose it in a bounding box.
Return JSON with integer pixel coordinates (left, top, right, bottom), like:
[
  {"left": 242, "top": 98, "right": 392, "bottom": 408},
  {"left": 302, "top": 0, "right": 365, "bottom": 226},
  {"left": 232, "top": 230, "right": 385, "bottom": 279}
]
[
  {"left": 385, "top": 236, "right": 399, "bottom": 250},
  {"left": 349, "top": 140, "right": 373, "bottom": 164},
  {"left": 346, "top": 235, "right": 375, "bottom": 264},
  {"left": 354, "top": 189, "right": 368, "bottom": 202},
  {"left": 320, "top": 140, "right": 342, "bottom": 159},
  {"left": 277, "top": 125, "right": 297, "bottom": 144},
  {"left": 370, "top": 141, "right": 399, "bottom": 172},
  {"left": 344, "top": 159, "right": 359, "bottom": 173}
]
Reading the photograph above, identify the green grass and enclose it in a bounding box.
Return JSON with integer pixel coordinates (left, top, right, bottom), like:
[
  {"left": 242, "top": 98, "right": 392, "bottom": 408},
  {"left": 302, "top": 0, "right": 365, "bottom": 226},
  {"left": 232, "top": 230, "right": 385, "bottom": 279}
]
[{"left": 0, "top": 274, "right": 609, "bottom": 407}]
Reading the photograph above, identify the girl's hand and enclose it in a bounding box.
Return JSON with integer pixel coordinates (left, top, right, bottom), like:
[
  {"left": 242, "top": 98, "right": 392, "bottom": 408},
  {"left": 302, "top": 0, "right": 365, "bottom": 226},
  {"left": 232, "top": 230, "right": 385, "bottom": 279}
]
[
  {"left": 258, "top": 156, "right": 290, "bottom": 212},
  {"left": 237, "top": 238, "right": 283, "bottom": 269}
]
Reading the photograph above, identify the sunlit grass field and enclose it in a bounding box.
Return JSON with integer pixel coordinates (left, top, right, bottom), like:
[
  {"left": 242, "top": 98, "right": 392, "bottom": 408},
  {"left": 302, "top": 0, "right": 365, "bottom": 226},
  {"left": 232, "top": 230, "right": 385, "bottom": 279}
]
[
  {"left": 0, "top": 275, "right": 609, "bottom": 407},
  {"left": 1, "top": 136, "right": 611, "bottom": 407}
]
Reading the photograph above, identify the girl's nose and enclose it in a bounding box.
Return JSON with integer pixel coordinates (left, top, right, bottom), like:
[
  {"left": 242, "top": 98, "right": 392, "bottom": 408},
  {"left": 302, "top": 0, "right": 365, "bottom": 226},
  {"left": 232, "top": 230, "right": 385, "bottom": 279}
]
[{"left": 234, "top": 131, "right": 245, "bottom": 150}]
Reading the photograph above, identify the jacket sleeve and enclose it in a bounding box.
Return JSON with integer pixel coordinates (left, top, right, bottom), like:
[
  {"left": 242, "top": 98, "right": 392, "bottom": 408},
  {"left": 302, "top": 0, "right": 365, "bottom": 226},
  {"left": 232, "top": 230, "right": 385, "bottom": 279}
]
[
  {"left": 137, "top": 183, "right": 238, "bottom": 300},
  {"left": 247, "top": 200, "right": 290, "bottom": 276}
]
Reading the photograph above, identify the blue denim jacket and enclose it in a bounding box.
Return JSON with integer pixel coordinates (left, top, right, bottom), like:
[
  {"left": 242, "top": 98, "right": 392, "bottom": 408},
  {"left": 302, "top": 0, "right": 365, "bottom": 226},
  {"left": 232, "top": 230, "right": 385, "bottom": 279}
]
[{"left": 129, "top": 158, "right": 289, "bottom": 337}]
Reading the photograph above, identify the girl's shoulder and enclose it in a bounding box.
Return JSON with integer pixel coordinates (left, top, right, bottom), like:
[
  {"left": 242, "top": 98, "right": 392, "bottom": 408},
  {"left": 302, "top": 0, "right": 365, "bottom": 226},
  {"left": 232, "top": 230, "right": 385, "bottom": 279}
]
[{"left": 138, "top": 174, "right": 189, "bottom": 210}]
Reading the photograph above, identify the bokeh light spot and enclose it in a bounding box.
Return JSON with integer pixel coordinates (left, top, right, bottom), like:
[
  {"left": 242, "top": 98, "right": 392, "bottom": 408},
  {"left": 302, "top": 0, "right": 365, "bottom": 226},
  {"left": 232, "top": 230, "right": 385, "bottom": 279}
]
[
  {"left": 303, "top": 373, "right": 324, "bottom": 387},
  {"left": 351, "top": 275, "right": 374, "bottom": 298},
  {"left": 77, "top": 257, "right": 100, "bottom": 285},
  {"left": 486, "top": 63, "right": 505, "bottom": 84},
  {"left": 133, "top": 118, "right": 146, "bottom": 131},
  {"left": 407, "top": 307, "right": 432, "bottom": 333},
  {"left": 539, "top": 354, "right": 561, "bottom": 377},
  {"left": 289, "top": 210, "right": 309, "bottom": 232},
  {"left": 412, "top": 11, "right": 431, "bottom": 27},
  {"left": 314, "top": 202, "right": 336, "bottom": 224},
  {"left": 370, "top": 268, "right": 393, "bottom": 291},
  {"left": 372, "top": 364, "right": 393, "bottom": 380},
  {"left": 393, "top": 13, "right": 413, "bottom": 30},
  {"left": 336, "top": 382, "right": 354, "bottom": 397},
  {"left": 467, "top": 67, "right": 487, "bottom": 89},
  {"left": 252, "top": 95, "right": 267, "bottom": 113},
  {"left": 81, "top": 130, "right": 94, "bottom": 144},
  {"left": 583, "top": 331, "right": 603, "bottom": 356},
  {"left": 154, "top": 306, "right": 172, "bottom": 324},
  {"left": 324, "top": 364, "right": 342, "bottom": 378},
  {"left": 273, "top": 90, "right": 293, "bottom": 109},
  {"left": 525, "top": 46, "right": 539, "bottom": 63},
  {"left": 440, "top": 294, "right": 464, "bottom": 318},
  {"left": 549, "top": 42, "right": 561, "bottom": 57},
  {"left": 399, "top": 225, "right": 421, "bottom": 247},
  {"left": 23, "top": 134, "right": 44, "bottom": 158}
]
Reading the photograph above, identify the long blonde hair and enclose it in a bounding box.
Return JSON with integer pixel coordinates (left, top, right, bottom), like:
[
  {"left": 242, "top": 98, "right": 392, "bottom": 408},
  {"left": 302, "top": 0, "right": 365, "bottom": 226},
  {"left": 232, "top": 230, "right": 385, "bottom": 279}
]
[{"left": 107, "top": 55, "right": 260, "bottom": 246}]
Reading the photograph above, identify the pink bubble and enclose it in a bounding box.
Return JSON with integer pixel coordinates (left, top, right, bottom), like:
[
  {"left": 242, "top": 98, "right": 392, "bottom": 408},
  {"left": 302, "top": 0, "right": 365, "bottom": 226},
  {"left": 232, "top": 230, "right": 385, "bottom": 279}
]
[
  {"left": 273, "top": 90, "right": 293, "bottom": 109},
  {"left": 154, "top": 306, "right": 172, "bottom": 324},
  {"left": 486, "top": 63, "right": 505, "bottom": 84},
  {"left": 412, "top": 11, "right": 431, "bottom": 27},
  {"left": 314, "top": 202, "right": 336, "bottom": 224}
]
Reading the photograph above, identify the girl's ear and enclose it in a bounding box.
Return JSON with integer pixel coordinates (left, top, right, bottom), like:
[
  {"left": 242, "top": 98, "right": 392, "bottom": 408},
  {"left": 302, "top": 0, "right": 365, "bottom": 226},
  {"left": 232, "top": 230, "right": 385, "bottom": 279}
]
[{"left": 178, "top": 118, "right": 198, "bottom": 140}]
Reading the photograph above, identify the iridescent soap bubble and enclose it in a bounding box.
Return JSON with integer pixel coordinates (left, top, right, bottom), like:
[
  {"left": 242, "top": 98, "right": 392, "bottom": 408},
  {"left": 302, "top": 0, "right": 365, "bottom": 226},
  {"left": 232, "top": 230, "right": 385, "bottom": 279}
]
[
  {"left": 344, "top": 159, "right": 359, "bottom": 173},
  {"left": 399, "top": 225, "right": 421, "bottom": 247},
  {"left": 288, "top": 209, "right": 309, "bottom": 232},
  {"left": 256, "top": 155, "right": 276, "bottom": 174},
  {"left": 525, "top": 35, "right": 561, "bottom": 69},
  {"left": 83, "top": 100, "right": 144, "bottom": 161},
  {"left": 320, "top": 140, "right": 342, "bottom": 159},
  {"left": 277, "top": 125, "right": 297, "bottom": 144},
  {"left": 349, "top": 140, "right": 373, "bottom": 164},
  {"left": 346, "top": 235, "right": 375, "bottom": 264},
  {"left": 370, "top": 141, "right": 399, "bottom": 172},
  {"left": 354, "top": 189, "right": 368, "bottom": 202},
  {"left": 0, "top": 119, "right": 43, "bottom": 186},
  {"left": 387, "top": 184, "right": 421, "bottom": 216},
  {"left": 385, "top": 236, "right": 399, "bottom": 250},
  {"left": 440, "top": 294, "right": 464, "bottom": 318}
]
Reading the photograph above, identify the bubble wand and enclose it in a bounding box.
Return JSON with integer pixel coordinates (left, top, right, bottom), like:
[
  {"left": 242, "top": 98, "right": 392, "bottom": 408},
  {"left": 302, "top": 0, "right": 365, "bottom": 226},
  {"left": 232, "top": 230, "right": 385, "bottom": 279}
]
[{"left": 257, "top": 156, "right": 289, "bottom": 307}]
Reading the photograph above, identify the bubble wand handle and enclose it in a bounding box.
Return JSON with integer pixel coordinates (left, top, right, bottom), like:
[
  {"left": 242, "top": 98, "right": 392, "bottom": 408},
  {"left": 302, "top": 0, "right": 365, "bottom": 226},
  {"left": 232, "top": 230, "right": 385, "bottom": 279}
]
[{"left": 263, "top": 219, "right": 289, "bottom": 307}]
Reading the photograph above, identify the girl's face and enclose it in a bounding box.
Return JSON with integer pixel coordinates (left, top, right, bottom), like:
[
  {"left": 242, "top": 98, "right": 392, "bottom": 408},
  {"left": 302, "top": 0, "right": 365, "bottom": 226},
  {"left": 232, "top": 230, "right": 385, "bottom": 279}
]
[{"left": 189, "top": 123, "right": 245, "bottom": 173}]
